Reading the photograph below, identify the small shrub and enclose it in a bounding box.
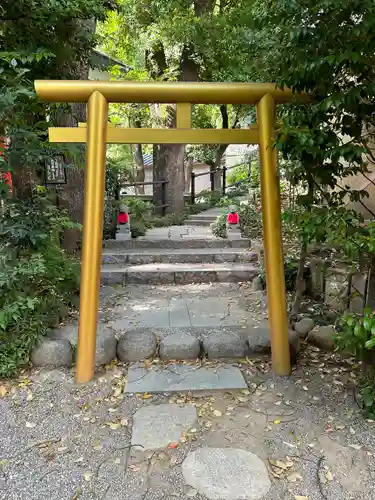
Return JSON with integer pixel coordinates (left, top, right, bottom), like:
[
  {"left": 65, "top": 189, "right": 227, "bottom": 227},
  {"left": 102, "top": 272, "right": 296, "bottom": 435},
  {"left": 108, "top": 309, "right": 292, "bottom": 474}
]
[
  {"left": 211, "top": 212, "right": 227, "bottom": 238},
  {"left": 238, "top": 203, "right": 262, "bottom": 238},
  {"left": 0, "top": 197, "right": 80, "bottom": 377},
  {"left": 336, "top": 309, "right": 375, "bottom": 418},
  {"left": 130, "top": 219, "right": 147, "bottom": 238}
]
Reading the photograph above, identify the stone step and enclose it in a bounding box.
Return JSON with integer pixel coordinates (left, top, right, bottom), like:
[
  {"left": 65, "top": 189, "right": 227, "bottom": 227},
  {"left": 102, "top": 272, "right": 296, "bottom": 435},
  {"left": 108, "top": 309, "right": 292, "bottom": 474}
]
[
  {"left": 101, "top": 262, "right": 259, "bottom": 285},
  {"left": 105, "top": 237, "right": 250, "bottom": 250},
  {"left": 184, "top": 219, "right": 215, "bottom": 226},
  {"left": 102, "top": 248, "right": 258, "bottom": 265}
]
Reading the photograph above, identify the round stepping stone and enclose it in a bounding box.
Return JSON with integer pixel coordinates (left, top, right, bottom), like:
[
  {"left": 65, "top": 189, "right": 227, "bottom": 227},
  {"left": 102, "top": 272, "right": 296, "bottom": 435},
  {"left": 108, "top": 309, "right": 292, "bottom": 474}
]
[
  {"left": 131, "top": 404, "right": 197, "bottom": 450},
  {"left": 31, "top": 339, "right": 72, "bottom": 367},
  {"left": 203, "top": 331, "right": 246, "bottom": 358},
  {"left": 182, "top": 448, "right": 271, "bottom": 500},
  {"left": 117, "top": 330, "right": 157, "bottom": 361},
  {"left": 95, "top": 328, "right": 117, "bottom": 366},
  {"left": 246, "top": 327, "right": 300, "bottom": 358},
  {"left": 160, "top": 333, "right": 200, "bottom": 360}
]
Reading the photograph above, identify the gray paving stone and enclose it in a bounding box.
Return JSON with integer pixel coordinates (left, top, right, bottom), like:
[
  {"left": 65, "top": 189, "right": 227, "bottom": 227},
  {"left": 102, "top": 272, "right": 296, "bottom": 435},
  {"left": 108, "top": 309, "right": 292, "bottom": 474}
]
[
  {"left": 159, "top": 333, "right": 200, "bottom": 360},
  {"left": 125, "top": 363, "right": 247, "bottom": 393},
  {"left": 131, "top": 404, "right": 197, "bottom": 450},
  {"left": 203, "top": 331, "right": 247, "bottom": 358},
  {"left": 182, "top": 448, "right": 271, "bottom": 500},
  {"left": 31, "top": 339, "right": 72, "bottom": 367},
  {"left": 117, "top": 330, "right": 157, "bottom": 361}
]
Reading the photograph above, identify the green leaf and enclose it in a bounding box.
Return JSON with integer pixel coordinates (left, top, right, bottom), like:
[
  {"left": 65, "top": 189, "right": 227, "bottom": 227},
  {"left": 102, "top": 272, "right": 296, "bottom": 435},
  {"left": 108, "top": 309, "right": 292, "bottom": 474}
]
[{"left": 365, "top": 337, "right": 375, "bottom": 350}]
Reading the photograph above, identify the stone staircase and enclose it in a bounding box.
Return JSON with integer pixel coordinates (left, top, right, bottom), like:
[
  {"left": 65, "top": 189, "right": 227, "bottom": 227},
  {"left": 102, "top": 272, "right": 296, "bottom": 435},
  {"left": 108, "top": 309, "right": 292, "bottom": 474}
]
[{"left": 102, "top": 208, "right": 259, "bottom": 285}]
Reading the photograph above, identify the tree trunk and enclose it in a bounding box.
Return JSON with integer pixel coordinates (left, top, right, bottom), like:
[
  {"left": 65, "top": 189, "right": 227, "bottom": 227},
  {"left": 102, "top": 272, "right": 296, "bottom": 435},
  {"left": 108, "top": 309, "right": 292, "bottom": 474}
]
[
  {"left": 291, "top": 241, "right": 308, "bottom": 317},
  {"left": 134, "top": 143, "right": 145, "bottom": 194}
]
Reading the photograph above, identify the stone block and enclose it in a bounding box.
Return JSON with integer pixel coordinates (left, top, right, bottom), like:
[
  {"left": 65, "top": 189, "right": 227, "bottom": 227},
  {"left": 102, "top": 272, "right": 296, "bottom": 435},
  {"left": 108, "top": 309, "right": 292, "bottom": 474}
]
[
  {"left": 160, "top": 333, "right": 200, "bottom": 360},
  {"left": 203, "top": 331, "right": 246, "bottom": 358},
  {"left": 95, "top": 328, "right": 117, "bottom": 366},
  {"left": 31, "top": 339, "right": 72, "bottom": 367},
  {"left": 246, "top": 327, "right": 300, "bottom": 358},
  {"left": 307, "top": 325, "right": 336, "bottom": 349},
  {"left": 294, "top": 317, "right": 315, "bottom": 338},
  {"left": 117, "top": 329, "right": 157, "bottom": 362}
]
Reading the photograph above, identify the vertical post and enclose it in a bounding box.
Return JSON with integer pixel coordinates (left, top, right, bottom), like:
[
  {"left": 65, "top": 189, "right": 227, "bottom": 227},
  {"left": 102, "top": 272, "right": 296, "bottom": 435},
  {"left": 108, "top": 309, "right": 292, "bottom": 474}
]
[
  {"left": 210, "top": 168, "right": 215, "bottom": 192},
  {"left": 190, "top": 172, "right": 195, "bottom": 205},
  {"left": 76, "top": 91, "right": 108, "bottom": 384},
  {"left": 222, "top": 166, "right": 226, "bottom": 196},
  {"left": 161, "top": 180, "right": 167, "bottom": 216},
  {"left": 257, "top": 93, "right": 291, "bottom": 376}
]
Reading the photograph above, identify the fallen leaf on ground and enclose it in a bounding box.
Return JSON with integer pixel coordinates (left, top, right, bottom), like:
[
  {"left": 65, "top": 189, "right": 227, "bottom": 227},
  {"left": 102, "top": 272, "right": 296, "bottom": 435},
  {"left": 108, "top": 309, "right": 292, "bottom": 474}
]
[
  {"left": 142, "top": 393, "right": 153, "bottom": 400},
  {"left": 287, "top": 472, "right": 303, "bottom": 482},
  {"left": 106, "top": 422, "right": 121, "bottom": 430},
  {"left": 0, "top": 386, "right": 8, "bottom": 397},
  {"left": 348, "top": 443, "right": 363, "bottom": 450},
  {"left": 325, "top": 470, "right": 333, "bottom": 481},
  {"left": 83, "top": 471, "right": 93, "bottom": 482}
]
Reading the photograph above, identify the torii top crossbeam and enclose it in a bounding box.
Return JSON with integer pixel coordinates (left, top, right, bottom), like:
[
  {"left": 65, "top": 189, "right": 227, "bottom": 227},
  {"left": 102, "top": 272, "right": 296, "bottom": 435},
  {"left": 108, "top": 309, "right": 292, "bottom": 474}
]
[{"left": 35, "top": 80, "right": 302, "bottom": 104}]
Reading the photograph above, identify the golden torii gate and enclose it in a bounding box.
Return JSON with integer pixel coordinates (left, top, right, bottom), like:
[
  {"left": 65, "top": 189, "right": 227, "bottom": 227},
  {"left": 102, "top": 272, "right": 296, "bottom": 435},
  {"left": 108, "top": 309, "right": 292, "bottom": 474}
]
[{"left": 35, "top": 80, "right": 301, "bottom": 384}]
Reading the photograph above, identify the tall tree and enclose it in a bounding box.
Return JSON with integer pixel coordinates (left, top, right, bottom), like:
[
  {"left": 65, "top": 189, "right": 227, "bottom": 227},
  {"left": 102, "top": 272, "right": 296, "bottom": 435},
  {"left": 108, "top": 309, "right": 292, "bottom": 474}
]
[{"left": 99, "top": 0, "right": 257, "bottom": 213}]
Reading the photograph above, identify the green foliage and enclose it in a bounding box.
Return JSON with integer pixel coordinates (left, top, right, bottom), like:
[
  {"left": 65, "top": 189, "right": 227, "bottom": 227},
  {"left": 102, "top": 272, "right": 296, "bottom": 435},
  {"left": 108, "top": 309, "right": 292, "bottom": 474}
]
[
  {"left": 130, "top": 219, "right": 146, "bottom": 238},
  {"left": 238, "top": 203, "right": 262, "bottom": 239},
  {"left": 337, "top": 309, "right": 375, "bottom": 360},
  {"left": 0, "top": 197, "right": 80, "bottom": 377},
  {"left": 337, "top": 309, "right": 375, "bottom": 418},
  {"left": 211, "top": 212, "right": 227, "bottom": 239},
  {"left": 227, "top": 164, "right": 250, "bottom": 187}
]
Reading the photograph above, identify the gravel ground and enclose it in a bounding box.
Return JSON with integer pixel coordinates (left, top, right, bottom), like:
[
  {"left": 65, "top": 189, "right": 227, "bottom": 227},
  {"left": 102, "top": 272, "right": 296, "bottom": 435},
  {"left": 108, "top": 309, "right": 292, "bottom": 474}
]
[{"left": 0, "top": 285, "right": 374, "bottom": 500}]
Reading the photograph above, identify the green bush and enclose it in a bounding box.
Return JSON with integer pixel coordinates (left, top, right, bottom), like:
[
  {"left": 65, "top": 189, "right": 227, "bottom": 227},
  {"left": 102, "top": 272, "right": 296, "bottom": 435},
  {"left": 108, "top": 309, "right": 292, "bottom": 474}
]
[
  {"left": 0, "top": 197, "right": 80, "bottom": 377},
  {"left": 130, "top": 219, "right": 147, "bottom": 238},
  {"left": 211, "top": 212, "right": 227, "bottom": 238},
  {"left": 238, "top": 203, "right": 262, "bottom": 238},
  {"left": 336, "top": 309, "right": 375, "bottom": 418}
]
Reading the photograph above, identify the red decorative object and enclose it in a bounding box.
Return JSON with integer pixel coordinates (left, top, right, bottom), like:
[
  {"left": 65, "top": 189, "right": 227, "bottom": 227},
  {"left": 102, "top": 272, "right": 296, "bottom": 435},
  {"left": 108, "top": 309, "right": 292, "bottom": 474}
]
[
  {"left": 227, "top": 212, "right": 239, "bottom": 225},
  {"left": 0, "top": 137, "right": 12, "bottom": 191},
  {"left": 117, "top": 212, "right": 129, "bottom": 224}
]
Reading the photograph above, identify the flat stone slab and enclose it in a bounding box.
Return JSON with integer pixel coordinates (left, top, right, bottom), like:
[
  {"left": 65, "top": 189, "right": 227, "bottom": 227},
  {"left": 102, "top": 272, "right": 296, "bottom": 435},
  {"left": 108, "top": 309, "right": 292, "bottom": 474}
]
[
  {"left": 131, "top": 404, "right": 197, "bottom": 450},
  {"left": 182, "top": 448, "right": 271, "bottom": 500},
  {"left": 125, "top": 363, "right": 247, "bottom": 393}
]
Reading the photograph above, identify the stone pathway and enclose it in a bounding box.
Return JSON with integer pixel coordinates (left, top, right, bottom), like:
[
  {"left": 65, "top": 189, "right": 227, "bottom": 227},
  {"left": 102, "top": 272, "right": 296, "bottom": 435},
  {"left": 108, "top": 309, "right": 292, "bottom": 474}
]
[
  {"left": 1, "top": 339, "right": 375, "bottom": 500},
  {"left": 2, "top": 209, "right": 375, "bottom": 499}
]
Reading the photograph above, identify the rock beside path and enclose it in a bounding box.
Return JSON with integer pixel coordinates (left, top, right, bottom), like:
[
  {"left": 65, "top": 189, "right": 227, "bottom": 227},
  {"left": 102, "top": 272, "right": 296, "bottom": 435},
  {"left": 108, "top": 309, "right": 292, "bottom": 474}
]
[
  {"left": 131, "top": 404, "right": 197, "bottom": 450},
  {"left": 182, "top": 447, "right": 271, "bottom": 500},
  {"left": 246, "top": 327, "right": 300, "bottom": 359},
  {"left": 294, "top": 317, "right": 315, "bottom": 338},
  {"left": 31, "top": 339, "right": 72, "bottom": 367},
  {"left": 95, "top": 328, "right": 117, "bottom": 366},
  {"left": 203, "top": 331, "right": 246, "bottom": 358},
  {"left": 159, "top": 333, "right": 200, "bottom": 360},
  {"left": 117, "top": 329, "right": 157, "bottom": 361},
  {"left": 307, "top": 325, "right": 336, "bottom": 349}
]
